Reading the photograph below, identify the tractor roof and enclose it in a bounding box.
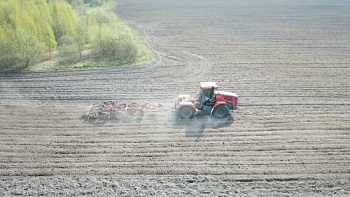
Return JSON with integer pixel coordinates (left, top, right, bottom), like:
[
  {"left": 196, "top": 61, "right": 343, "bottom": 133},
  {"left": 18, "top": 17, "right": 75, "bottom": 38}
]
[{"left": 200, "top": 82, "right": 218, "bottom": 90}]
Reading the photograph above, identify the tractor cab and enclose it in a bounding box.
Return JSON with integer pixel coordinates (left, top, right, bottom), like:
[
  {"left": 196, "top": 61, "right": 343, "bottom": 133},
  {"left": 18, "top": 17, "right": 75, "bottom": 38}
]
[{"left": 196, "top": 82, "right": 218, "bottom": 111}]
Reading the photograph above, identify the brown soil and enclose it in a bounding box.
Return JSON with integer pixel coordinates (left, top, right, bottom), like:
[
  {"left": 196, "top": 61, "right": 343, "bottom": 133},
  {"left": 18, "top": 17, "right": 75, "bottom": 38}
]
[{"left": 1, "top": 0, "right": 349, "bottom": 196}]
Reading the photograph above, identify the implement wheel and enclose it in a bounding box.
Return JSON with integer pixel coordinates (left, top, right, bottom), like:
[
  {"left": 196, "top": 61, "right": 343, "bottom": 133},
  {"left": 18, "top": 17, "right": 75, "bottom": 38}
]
[
  {"left": 179, "top": 106, "right": 195, "bottom": 119},
  {"left": 115, "top": 111, "right": 124, "bottom": 120},
  {"left": 134, "top": 110, "right": 143, "bottom": 122}
]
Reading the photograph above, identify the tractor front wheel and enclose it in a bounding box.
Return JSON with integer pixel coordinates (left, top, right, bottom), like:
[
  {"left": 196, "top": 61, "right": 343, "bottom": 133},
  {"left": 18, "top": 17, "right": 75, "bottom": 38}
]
[
  {"left": 212, "top": 105, "right": 229, "bottom": 119},
  {"left": 179, "top": 107, "right": 195, "bottom": 119}
]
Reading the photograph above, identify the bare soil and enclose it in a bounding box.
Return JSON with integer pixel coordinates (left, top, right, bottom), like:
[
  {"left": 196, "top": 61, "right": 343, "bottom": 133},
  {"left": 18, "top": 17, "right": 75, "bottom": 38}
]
[{"left": 1, "top": 0, "right": 350, "bottom": 196}]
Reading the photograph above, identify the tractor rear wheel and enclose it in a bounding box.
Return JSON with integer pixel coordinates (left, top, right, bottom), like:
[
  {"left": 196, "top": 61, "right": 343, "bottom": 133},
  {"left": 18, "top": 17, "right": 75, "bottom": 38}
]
[
  {"left": 212, "top": 105, "right": 229, "bottom": 119},
  {"left": 179, "top": 107, "right": 195, "bottom": 119}
]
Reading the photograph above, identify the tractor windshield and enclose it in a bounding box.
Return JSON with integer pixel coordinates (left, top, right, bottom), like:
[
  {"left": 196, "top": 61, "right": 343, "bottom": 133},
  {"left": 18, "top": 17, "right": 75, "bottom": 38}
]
[
  {"left": 197, "top": 82, "right": 218, "bottom": 104},
  {"left": 197, "top": 87, "right": 215, "bottom": 106},
  {"left": 202, "top": 88, "right": 214, "bottom": 99}
]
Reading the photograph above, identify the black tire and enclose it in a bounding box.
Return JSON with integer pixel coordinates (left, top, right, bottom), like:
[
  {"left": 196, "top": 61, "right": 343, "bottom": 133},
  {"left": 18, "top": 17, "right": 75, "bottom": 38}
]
[
  {"left": 115, "top": 111, "right": 124, "bottom": 120},
  {"left": 179, "top": 106, "right": 195, "bottom": 119},
  {"left": 212, "top": 105, "right": 229, "bottom": 119},
  {"left": 134, "top": 110, "right": 143, "bottom": 122}
]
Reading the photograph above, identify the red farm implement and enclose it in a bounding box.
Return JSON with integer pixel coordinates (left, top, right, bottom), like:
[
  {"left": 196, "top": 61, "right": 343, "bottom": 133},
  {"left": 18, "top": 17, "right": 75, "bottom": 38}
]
[{"left": 84, "top": 100, "right": 166, "bottom": 124}]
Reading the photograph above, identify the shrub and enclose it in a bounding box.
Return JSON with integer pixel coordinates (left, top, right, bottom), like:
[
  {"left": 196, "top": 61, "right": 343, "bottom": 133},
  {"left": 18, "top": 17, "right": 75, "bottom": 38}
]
[
  {"left": 58, "top": 35, "right": 80, "bottom": 64},
  {"left": 88, "top": 10, "right": 138, "bottom": 62},
  {"left": 91, "top": 32, "right": 138, "bottom": 62}
]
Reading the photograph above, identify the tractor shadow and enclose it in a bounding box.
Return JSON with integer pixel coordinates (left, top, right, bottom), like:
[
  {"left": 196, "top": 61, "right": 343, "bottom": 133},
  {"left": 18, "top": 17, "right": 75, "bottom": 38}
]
[{"left": 172, "top": 113, "right": 234, "bottom": 140}]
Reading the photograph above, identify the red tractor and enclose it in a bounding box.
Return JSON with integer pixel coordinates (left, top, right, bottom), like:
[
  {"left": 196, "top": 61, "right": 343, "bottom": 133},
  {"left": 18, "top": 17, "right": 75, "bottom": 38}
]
[{"left": 174, "top": 82, "right": 238, "bottom": 119}]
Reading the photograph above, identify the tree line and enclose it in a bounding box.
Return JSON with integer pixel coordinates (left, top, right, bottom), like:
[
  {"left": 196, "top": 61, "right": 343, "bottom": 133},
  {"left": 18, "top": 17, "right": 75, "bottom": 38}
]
[{"left": 0, "top": 0, "right": 139, "bottom": 71}]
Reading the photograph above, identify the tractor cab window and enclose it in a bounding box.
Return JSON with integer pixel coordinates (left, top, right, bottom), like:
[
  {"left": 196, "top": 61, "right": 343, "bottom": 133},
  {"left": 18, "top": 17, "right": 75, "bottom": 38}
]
[
  {"left": 199, "top": 87, "right": 215, "bottom": 106},
  {"left": 202, "top": 89, "right": 213, "bottom": 99}
]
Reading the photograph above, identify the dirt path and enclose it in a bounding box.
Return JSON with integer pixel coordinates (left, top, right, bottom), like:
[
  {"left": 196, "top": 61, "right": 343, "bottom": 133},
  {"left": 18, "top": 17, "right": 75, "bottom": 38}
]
[{"left": 1, "top": 0, "right": 350, "bottom": 196}]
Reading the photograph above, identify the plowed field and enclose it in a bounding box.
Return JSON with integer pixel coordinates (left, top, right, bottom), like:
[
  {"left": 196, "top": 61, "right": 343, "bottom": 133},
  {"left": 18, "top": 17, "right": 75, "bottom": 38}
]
[{"left": 1, "top": 0, "right": 350, "bottom": 196}]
